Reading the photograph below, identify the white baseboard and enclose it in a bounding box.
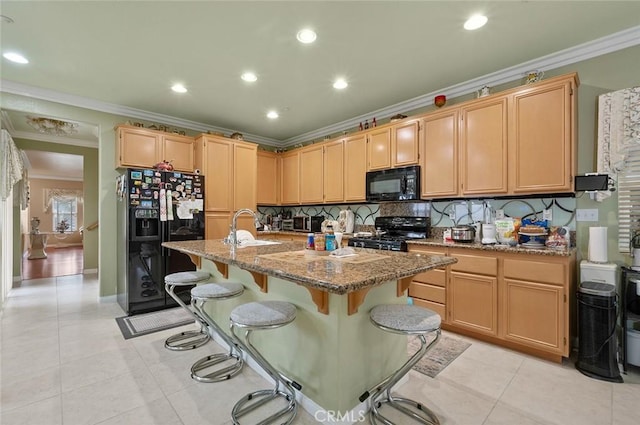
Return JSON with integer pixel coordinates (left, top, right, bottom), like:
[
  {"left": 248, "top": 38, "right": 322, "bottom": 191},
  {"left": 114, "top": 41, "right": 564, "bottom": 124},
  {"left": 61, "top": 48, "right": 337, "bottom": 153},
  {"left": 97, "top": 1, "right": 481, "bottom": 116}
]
[
  {"left": 12, "top": 275, "right": 21, "bottom": 283},
  {"left": 209, "top": 332, "right": 376, "bottom": 424},
  {"left": 99, "top": 295, "right": 117, "bottom": 304},
  {"left": 83, "top": 268, "right": 98, "bottom": 274}
]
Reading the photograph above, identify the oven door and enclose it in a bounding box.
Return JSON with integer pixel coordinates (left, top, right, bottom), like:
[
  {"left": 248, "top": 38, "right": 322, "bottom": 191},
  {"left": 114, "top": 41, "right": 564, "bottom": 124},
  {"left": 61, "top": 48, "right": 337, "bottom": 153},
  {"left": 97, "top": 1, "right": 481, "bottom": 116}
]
[{"left": 366, "top": 166, "right": 420, "bottom": 202}]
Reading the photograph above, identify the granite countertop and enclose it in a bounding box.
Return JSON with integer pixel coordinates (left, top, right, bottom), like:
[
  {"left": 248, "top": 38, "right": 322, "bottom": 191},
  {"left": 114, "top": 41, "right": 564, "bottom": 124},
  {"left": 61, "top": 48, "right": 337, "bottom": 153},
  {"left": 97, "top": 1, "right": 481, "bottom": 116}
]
[
  {"left": 257, "top": 230, "right": 354, "bottom": 238},
  {"left": 408, "top": 238, "right": 576, "bottom": 257},
  {"left": 162, "top": 239, "right": 456, "bottom": 294}
]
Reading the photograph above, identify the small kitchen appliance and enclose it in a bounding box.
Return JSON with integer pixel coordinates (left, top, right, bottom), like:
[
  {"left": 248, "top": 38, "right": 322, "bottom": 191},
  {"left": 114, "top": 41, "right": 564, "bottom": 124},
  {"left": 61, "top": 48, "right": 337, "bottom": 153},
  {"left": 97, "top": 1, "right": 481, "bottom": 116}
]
[
  {"left": 348, "top": 216, "right": 429, "bottom": 251},
  {"left": 450, "top": 225, "right": 475, "bottom": 243},
  {"left": 481, "top": 223, "right": 497, "bottom": 244}
]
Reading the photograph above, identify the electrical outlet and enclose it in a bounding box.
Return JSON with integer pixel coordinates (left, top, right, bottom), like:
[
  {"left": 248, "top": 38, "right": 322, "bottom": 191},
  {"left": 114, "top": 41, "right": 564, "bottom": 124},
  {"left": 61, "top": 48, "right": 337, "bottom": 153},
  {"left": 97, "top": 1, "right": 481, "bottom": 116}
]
[
  {"left": 543, "top": 209, "right": 553, "bottom": 221},
  {"left": 449, "top": 210, "right": 456, "bottom": 221},
  {"left": 495, "top": 209, "right": 505, "bottom": 219},
  {"left": 576, "top": 208, "right": 599, "bottom": 221}
]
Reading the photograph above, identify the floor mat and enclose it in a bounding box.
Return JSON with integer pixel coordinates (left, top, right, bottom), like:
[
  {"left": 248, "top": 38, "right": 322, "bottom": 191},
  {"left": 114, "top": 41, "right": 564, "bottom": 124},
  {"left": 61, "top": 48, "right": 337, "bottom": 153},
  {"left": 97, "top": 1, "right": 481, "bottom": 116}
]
[
  {"left": 408, "top": 334, "right": 471, "bottom": 378},
  {"left": 116, "top": 307, "right": 194, "bottom": 339}
]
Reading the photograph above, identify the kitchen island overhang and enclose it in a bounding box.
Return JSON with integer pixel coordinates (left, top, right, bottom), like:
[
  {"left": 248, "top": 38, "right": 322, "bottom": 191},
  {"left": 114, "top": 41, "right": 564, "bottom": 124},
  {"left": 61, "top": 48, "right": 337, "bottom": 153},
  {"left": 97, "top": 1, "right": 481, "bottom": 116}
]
[{"left": 162, "top": 239, "right": 456, "bottom": 415}]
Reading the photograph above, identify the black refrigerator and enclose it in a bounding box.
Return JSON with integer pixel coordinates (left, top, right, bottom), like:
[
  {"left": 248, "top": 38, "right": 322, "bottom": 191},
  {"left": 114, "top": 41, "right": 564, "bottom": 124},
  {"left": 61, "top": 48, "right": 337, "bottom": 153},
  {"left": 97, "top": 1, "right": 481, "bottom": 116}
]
[{"left": 116, "top": 168, "right": 205, "bottom": 315}]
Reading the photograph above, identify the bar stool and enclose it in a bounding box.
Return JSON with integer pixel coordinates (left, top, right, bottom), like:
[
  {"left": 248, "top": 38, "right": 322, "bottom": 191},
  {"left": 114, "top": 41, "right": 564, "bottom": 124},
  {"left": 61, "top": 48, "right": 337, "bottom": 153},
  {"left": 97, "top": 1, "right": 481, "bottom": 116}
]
[
  {"left": 164, "top": 271, "right": 212, "bottom": 351},
  {"left": 229, "top": 301, "right": 301, "bottom": 425},
  {"left": 190, "top": 281, "right": 245, "bottom": 383},
  {"left": 360, "top": 304, "right": 442, "bottom": 425}
]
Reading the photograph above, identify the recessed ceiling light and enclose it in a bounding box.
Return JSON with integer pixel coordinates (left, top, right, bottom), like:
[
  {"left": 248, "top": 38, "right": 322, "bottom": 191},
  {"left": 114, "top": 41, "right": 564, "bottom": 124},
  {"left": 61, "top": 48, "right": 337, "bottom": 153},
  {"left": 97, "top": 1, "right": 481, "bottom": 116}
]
[
  {"left": 267, "top": 111, "right": 279, "bottom": 119},
  {"left": 3, "top": 52, "right": 28, "bottom": 64},
  {"left": 333, "top": 79, "right": 348, "bottom": 90},
  {"left": 296, "top": 28, "right": 317, "bottom": 44},
  {"left": 171, "top": 83, "right": 187, "bottom": 93},
  {"left": 241, "top": 72, "right": 258, "bottom": 82},
  {"left": 464, "top": 14, "right": 488, "bottom": 30}
]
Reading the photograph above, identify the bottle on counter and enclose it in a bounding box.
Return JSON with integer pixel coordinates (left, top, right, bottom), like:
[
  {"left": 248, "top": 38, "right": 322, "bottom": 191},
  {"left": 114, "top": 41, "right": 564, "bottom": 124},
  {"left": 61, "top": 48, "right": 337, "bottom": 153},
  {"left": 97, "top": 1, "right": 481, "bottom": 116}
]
[
  {"left": 325, "top": 225, "right": 336, "bottom": 251},
  {"left": 315, "top": 233, "right": 326, "bottom": 251},
  {"left": 306, "top": 233, "right": 315, "bottom": 250}
]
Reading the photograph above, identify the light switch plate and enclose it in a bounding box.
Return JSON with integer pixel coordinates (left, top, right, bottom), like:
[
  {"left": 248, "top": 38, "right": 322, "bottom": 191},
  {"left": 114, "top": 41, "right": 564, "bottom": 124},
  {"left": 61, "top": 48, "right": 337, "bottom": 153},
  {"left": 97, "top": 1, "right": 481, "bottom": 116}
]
[
  {"left": 576, "top": 208, "right": 599, "bottom": 221},
  {"left": 495, "top": 209, "right": 505, "bottom": 219},
  {"left": 543, "top": 209, "right": 553, "bottom": 221}
]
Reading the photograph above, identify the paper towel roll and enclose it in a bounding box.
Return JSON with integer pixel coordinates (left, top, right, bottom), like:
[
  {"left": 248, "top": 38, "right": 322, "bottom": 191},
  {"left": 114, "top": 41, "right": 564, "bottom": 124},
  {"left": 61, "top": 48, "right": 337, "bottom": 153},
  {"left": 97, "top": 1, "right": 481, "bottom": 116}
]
[{"left": 588, "top": 227, "right": 608, "bottom": 263}]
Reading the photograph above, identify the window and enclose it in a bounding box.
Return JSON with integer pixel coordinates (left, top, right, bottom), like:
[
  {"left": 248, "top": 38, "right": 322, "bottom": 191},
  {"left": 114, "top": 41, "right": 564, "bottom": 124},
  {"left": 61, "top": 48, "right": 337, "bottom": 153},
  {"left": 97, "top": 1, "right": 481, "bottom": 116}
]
[
  {"left": 618, "top": 144, "right": 640, "bottom": 253},
  {"left": 52, "top": 198, "right": 77, "bottom": 232}
]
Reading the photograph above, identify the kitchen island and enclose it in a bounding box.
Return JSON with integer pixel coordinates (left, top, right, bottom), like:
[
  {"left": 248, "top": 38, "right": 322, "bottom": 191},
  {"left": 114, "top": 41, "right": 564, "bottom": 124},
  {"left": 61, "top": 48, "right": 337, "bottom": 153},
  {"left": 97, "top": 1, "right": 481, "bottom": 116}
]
[{"left": 162, "top": 239, "right": 456, "bottom": 415}]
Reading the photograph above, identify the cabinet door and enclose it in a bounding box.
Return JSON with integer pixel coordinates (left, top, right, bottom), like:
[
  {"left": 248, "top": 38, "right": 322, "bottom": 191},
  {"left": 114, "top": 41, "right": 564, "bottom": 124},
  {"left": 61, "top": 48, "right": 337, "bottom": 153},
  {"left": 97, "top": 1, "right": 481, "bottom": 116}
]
[
  {"left": 162, "top": 134, "right": 194, "bottom": 172},
  {"left": 421, "top": 110, "right": 459, "bottom": 198},
  {"left": 503, "top": 279, "right": 565, "bottom": 355},
  {"left": 281, "top": 151, "right": 300, "bottom": 204},
  {"left": 323, "top": 140, "right": 344, "bottom": 203},
  {"left": 344, "top": 134, "right": 367, "bottom": 202},
  {"left": 205, "top": 212, "right": 231, "bottom": 240},
  {"left": 117, "top": 127, "right": 160, "bottom": 168},
  {"left": 510, "top": 79, "right": 575, "bottom": 194},
  {"left": 449, "top": 271, "right": 498, "bottom": 336},
  {"left": 257, "top": 151, "right": 280, "bottom": 205},
  {"left": 203, "top": 138, "right": 233, "bottom": 211},
  {"left": 300, "top": 145, "right": 324, "bottom": 204},
  {"left": 234, "top": 142, "right": 257, "bottom": 210},
  {"left": 367, "top": 127, "right": 392, "bottom": 170},
  {"left": 392, "top": 120, "right": 419, "bottom": 167},
  {"left": 460, "top": 98, "right": 508, "bottom": 195}
]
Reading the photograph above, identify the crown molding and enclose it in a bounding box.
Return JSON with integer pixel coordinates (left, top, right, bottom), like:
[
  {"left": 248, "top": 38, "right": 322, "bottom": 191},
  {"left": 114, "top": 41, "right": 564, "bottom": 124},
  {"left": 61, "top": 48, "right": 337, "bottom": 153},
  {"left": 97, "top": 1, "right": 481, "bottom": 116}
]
[
  {"left": 28, "top": 173, "right": 83, "bottom": 182},
  {"left": 0, "top": 81, "right": 283, "bottom": 147},
  {"left": 283, "top": 25, "right": 640, "bottom": 145},
  {"left": 2, "top": 25, "right": 639, "bottom": 148},
  {"left": 10, "top": 130, "right": 99, "bottom": 149}
]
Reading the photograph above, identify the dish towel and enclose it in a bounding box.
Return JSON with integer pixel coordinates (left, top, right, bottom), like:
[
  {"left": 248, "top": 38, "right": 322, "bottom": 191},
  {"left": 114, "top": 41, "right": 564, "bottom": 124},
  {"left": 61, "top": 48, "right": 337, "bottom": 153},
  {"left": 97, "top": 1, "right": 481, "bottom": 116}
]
[
  {"left": 159, "top": 188, "right": 167, "bottom": 221},
  {"left": 166, "top": 190, "right": 174, "bottom": 221}
]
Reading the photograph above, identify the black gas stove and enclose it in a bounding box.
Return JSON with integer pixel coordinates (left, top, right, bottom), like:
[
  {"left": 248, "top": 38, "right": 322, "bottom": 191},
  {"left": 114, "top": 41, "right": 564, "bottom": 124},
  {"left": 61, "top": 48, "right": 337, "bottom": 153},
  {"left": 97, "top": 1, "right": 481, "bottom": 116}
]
[{"left": 348, "top": 216, "right": 430, "bottom": 252}]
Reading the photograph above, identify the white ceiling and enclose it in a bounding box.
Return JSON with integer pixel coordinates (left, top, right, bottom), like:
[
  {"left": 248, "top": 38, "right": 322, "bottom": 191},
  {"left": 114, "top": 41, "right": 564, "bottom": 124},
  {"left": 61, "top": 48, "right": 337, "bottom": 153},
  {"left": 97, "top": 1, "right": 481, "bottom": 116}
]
[
  {"left": 23, "top": 150, "right": 84, "bottom": 181},
  {"left": 1, "top": 1, "right": 640, "bottom": 148}
]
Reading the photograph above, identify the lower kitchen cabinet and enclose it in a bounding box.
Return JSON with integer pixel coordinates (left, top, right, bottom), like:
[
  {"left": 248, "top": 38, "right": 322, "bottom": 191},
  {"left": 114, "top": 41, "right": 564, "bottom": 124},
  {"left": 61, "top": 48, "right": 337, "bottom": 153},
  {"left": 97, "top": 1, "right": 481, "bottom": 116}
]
[
  {"left": 449, "top": 271, "right": 498, "bottom": 336},
  {"left": 408, "top": 247, "right": 447, "bottom": 321}
]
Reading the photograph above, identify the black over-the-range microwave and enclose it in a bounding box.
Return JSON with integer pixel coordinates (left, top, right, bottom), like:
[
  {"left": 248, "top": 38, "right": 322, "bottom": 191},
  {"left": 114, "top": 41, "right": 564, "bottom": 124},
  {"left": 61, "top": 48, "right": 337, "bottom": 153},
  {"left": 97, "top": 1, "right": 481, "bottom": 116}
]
[{"left": 365, "top": 165, "right": 421, "bottom": 202}]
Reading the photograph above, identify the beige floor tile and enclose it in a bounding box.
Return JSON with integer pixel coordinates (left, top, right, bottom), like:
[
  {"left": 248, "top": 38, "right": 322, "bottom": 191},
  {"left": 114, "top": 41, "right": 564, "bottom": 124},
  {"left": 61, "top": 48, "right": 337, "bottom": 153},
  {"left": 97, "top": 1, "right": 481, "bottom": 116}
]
[
  {"left": 131, "top": 324, "right": 208, "bottom": 367},
  {"left": 500, "top": 357, "right": 613, "bottom": 425},
  {"left": 612, "top": 382, "right": 640, "bottom": 425},
  {"left": 1, "top": 323, "right": 60, "bottom": 353},
  {"left": 0, "top": 366, "right": 61, "bottom": 412},
  {"left": 61, "top": 368, "right": 165, "bottom": 425},
  {"left": 483, "top": 402, "right": 550, "bottom": 425},
  {"left": 60, "top": 345, "right": 147, "bottom": 392},
  {"left": 0, "top": 341, "right": 61, "bottom": 379},
  {"left": 58, "top": 318, "right": 122, "bottom": 342},
  {"left": 0, "top": 395, "right": 63, "bottom": 425},
  {"left": 454, "top": 338, "right": 526, "bottom": 373},
  {"left": 92, "top": 397, "right": 183, "bottom": 425},
  {"left": 146, "top": 348, "right": 214, "bottom": 396},
  {"left": 59, "top": 329, "right": 130, "bottom": 364}
]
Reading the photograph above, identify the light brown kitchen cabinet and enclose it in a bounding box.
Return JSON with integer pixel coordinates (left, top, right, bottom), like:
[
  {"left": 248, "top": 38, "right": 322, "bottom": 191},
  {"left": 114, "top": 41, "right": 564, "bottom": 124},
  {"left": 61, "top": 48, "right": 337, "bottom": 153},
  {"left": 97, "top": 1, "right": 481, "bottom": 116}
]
[
  {"left": 323, "top": 140, "right": 345, "bottom": 203},
  {"left": 281, "top": 151, "right": 300, "bottom": 205},
  {"left": 257, "top": 150, "right": 280, "bottom": 205},
  {"left": 116, "top": 125, "right": 194, "bottom": 172},
  {"left": 392, "top": 120, "right": 420, "bottom": 167},
  {"left": 448, "top": 251, "right": 499, "bottom": 336},
  {"left": 508, "top": 75, "right": 577, "bottom": 194},
  {"left": 300, "top": 145, "right": 324, "bottom": 204},
  {"left": 344, "top": 134, "right": 368, "bottom": 202},
  {"left": 195, "top": 134, "right": 257, "bottom": 239},
  {"left": 459, "top": 97, "right": 508, "bottom": 196},
  {"left": 367, "top": 127, "right": 392, "bottom": 170},
  {"left": 421, "top": 110, "right": 459, "bottom": 198}
]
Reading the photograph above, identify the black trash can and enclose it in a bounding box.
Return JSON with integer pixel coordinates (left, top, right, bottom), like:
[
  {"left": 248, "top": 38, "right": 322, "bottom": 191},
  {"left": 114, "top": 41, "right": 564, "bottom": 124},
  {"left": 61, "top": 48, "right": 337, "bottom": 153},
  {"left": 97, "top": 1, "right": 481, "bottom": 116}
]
[{"left": 576, "top": 281, "right": 623, "bottom": 382}]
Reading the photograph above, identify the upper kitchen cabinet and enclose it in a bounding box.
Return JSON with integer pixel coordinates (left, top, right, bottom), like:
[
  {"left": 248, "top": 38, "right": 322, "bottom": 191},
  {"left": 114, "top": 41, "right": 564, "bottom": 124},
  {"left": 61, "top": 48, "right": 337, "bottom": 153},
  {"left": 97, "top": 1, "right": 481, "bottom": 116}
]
[
  {"left": 116, "top": 125, "right": 194, "bottom": 172},
  {"left": 367, "top": 120, "right": 420, "bottom": 171},
  {"left": 257, "top": 150, "right": 280, "bottom": 205},
  {"left": 281, "top": 150, "right": 300, "bottom": 205},
  {"left": 234, "top": 141, "right": 257, "bottom": 211},
  {"left": 508, "top": 74, "right": 577, "bottom": 194},
  {"left": 459, "top": 97, "right": 508, "bottom": 196},
  {"left": 421, "top": 110, "right": 459, "bottom": 198},
  {"left": 323, "top": 140, "right": 345, "bottom": 203},
  {"left": 344, "top": 134, "right": 367, "bottom": 202},
  {"left": 300, "top": 144, "right": 325, "bottom": 204}
]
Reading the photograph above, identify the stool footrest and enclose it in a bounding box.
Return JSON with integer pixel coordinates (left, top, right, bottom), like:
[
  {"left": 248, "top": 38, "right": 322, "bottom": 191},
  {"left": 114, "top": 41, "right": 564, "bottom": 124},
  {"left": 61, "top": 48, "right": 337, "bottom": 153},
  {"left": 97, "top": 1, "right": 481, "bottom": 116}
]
[
  {"left": 372, "top": 397, "right": 440, "bottom": 425},
  {"left": 191, "top": 353, "right": 243, "bottom": 383},
  {"left": 232, "top": 389, "right": 296, "bottom": 425},
  {"left": 164, "top": 329, "right": 209, "bottom": 351}
]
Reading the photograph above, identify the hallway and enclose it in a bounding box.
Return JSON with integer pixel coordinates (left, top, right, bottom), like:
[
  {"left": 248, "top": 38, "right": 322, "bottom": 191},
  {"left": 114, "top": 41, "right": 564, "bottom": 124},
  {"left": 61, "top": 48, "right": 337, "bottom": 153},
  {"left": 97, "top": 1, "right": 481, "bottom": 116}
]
[{"left": 22, "top": 246, "right": 83, "bottom": 280}]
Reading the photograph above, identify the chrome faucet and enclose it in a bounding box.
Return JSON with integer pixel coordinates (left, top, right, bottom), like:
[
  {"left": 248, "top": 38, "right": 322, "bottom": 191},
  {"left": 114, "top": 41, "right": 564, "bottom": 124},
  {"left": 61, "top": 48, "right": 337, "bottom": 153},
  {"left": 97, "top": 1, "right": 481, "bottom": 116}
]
[{"left": 225, "top": 208, "right": 261, "bottom": 245}]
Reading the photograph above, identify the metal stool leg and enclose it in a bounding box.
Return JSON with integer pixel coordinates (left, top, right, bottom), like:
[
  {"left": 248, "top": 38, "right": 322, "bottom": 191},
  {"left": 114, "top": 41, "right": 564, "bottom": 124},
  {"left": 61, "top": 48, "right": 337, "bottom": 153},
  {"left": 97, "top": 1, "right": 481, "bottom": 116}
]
[
  {"left": 367, "top": 330, "right": 441, "bottom": 425},
  {"left": 190, "top": 297, "right": 244, "bottom": 382},
  {"left": 164, "top": 282, "right": 210, "bottom": 351},
  {"left": 230, "top": 323, "right": 301, "bottom": 425}
]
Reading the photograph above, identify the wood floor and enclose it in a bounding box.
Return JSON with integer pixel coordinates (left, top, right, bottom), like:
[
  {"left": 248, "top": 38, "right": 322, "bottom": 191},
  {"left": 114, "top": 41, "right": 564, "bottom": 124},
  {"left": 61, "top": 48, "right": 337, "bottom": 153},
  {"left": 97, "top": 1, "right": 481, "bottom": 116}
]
[{"left": 22, "top": 246, "right": 83, "bottom": 280}]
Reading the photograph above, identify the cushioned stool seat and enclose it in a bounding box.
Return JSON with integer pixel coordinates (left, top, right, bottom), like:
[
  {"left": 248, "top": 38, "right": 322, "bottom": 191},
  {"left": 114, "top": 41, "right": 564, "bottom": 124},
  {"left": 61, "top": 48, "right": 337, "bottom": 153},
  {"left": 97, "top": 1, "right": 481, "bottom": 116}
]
[
  {"left": 230, "top": 301, "right": 300, "bottom": 425},
  {"left": 189, "top": 281, "right": 245, "bottom": 383},
  {"left": 362, "top": 304, "right": 442, "bottom": 425},
  {"left": 164, "top": 271, "right": 212, "bottom": 351}
]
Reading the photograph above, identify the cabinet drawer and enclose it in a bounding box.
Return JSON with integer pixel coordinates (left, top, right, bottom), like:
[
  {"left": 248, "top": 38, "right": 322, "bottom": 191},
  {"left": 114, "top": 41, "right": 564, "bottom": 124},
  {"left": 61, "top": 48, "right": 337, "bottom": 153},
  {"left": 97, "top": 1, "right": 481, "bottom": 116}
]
[
  {"left": 450, "top": 253, "right": 497, "bottom": 276},
  {"left": 413, "top": 268, "right": 446, "bottom": 287},
  {"left": 412, "top": 298, "right": 445, "bottom": 321},
  {"left": 503, "top": 259, "right": 565, "bottom": 285},
  {"left": 409, "top": 282, "right": 445, "bottom": 303}
]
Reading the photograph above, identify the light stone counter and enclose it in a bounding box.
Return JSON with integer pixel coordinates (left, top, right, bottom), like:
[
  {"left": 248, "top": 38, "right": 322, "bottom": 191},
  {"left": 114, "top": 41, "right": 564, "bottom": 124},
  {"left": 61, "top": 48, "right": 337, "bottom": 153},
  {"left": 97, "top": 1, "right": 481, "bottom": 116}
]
[{"left": 408, "top": 238, "right": 577, "bottom": 257}]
